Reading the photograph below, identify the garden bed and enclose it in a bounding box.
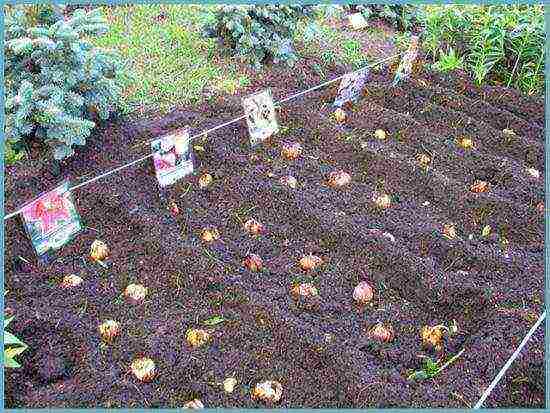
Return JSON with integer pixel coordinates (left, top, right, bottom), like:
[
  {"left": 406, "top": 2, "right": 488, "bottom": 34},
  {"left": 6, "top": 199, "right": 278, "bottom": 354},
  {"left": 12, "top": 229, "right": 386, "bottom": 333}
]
[{"left": 4, "top": 59, "right": 545, "bottom": 408}]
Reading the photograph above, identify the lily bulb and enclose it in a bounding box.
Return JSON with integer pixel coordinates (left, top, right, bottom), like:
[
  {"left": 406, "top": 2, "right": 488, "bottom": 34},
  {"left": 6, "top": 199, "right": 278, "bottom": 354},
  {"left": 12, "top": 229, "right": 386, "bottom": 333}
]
[
  {"left": 291, "top": 283, "right": 319, "bottom": 298},
  {"left": 470, "top": 180, "right": 489, "bottom": 193},
  {"left": 182, "top": 399, "right": 204, "bottom": 409},
  {"left": 201, "top": 227, "right": 220, "bottom": 243},
  {"left": 458, "top": 137, "right": 474, "bottom": 149},
  {"left": 328, "top": 170, "right": 352, "bottom": 188},
  {"left": 281, "top": 142, "right": 303, "bottom": 160},
  {"left": 60, "top": 274, "right": 83, "bottom": 288},
  {"left": 368, "top": 322, "right": 395, "bottom": 343},
  {"left": 98, "top": 319, "right": 120, "bottom": 342},
  {"left": 90, "top": 240, "right": 109, "bottom": 261},
  {"left": 374, "top": 193, "right": 392, "bottom": 209},
  {"left": 130, "top": 357, "right": 156, "bottom": 382},
  {"left": 186, "top": 328, "right": 211, "bottom": 348},
  {"left": 334, "top": 108, "right": 346, "bottom": 123},
  {"left": 223, "top": 377, "right": 238, "bottom": 393},
  {"left": 420, "top": 325, "right": 444, "bottom": 351},
  {"left": 353, "top": 281, "right": 374, "bottom": 305},
  {"left": 244, "top": 219, "right": 264, "bottom": 235},
  {"left": 299, "top": 254, "right": 323, "bottom": 271},
  {"left": 124, "top": 284, "right": 147, "bottom": 302},
  {"left": 252, "top": 380, "right": 283, "bottom": 403},
  {"left": 442, "top": 224, "right": 457, "bottom": 240},
  {"left": 526, "top": 167, "right": 540, "bottom": 179},
  {"left": 199, "top": 173, "right": 213, "bottom": 189},
  {"left": 417, "top": 153, "right": 431, "bottom": 167},
  {"left": 374, "top": 129, "right": 387, "bottom": 140},
  {"left": 243, "top": 254, "right": 263, "bottom": 272},
  {"left": 280, "top": 175, "right": 297, "bottom": 189}
]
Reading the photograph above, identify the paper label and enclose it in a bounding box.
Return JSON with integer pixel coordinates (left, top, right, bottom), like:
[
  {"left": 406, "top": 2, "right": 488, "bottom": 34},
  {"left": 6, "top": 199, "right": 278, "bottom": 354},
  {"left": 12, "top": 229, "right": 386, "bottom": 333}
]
[
  {"left": 20, "top": 180, "right": 83, "bottom": 257},
  {"left": 151, "top": 127, "right": 194, "bottom": 187},
  {"left": 242, "top": 89, "right": 279, "bottom": 146},
  {"left": 334, "top": 67, "right": 370, "bottom": 107}
]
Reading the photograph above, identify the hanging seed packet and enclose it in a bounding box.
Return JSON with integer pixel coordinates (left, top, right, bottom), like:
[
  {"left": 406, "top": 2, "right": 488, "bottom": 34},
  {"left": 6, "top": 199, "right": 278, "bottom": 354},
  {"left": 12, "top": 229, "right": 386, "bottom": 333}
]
[
  {"left": 334, "top": 67, "right": 370, "bottom": 107},
  {"left": 151, "top": 127, "right": 194, "bottom": 187},
  {"left": 20, "top": 180, "right": 83, "bottom": 259},
  {"left": 392, "top": 35, "right": 420, "bottom": 86},
  {"left": 242, "top": 89, "right": 279, "bottom": 147}
]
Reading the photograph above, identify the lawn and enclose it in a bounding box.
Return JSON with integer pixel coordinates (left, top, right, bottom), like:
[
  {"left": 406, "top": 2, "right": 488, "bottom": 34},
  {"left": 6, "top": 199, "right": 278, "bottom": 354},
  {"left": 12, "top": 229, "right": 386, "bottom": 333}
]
[{"left": 90, "top": 4, "right": 398, "bottom": 116}]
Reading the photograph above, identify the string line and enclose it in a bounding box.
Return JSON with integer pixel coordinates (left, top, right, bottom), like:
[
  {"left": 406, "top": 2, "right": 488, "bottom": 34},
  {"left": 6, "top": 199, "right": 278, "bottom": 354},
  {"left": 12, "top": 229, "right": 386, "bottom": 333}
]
[
  {"left": 473, "top": 310, "right": 546, "bottom": 409},
  {"left": 4, "top": 52, "right": 404, "bottom": 221}
]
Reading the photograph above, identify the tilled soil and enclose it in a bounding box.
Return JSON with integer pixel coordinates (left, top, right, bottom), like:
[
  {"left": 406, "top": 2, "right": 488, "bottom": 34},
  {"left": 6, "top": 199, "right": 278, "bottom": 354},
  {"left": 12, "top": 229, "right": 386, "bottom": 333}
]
[{"left": 3, "top": 58, "right": 545, "bottom": 408}]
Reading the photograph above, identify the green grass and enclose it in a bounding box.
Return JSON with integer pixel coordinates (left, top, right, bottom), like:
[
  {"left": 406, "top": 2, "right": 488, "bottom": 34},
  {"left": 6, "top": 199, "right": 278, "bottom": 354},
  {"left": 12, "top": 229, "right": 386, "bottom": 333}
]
[{"left": 91, "top": 5, "right": 248, "bottom": 115}]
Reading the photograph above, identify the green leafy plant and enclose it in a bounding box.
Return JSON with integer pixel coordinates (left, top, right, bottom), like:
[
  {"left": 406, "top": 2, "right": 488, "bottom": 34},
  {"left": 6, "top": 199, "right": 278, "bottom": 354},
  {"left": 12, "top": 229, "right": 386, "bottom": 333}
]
[
  {"left": 434, "top": 47, "right": 464, "bottom": 73},
  {"left": 420, "top": 5, "right": 544, "bottom": 94},
  {"left": 203, "top": 5, "right": 316, "bottom": 69},
  {"left": 4, "top": 291, "right": 28, "bottom": 368},
  {"left": 5, "top": 139, "right": 25, "bottom": 165},
  {"left": 5, "top": 5, "right": 124, "bottom": 160},
  {"left": 407, "top": 348, "right": 465, "bottom": 381}
]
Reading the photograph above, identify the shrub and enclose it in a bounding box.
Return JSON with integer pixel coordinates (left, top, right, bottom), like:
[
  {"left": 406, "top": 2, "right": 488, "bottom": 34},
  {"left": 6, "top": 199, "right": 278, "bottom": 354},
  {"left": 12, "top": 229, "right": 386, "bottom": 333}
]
[
  {"left": 421, "top": 5, "right": 544, "bottom": 94},
  {"left": 203, "top": 5, "right": 316, "bottom": 69},
  {"left": 5, "top": 5, "right": 124, "bottom": 160}
]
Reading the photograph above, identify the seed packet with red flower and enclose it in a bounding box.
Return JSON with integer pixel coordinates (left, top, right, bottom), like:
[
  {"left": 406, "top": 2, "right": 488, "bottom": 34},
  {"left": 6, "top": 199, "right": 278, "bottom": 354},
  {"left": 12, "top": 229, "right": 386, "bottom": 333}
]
[{"left": 20, "top": 180, "right": 83, "bottom": 259}]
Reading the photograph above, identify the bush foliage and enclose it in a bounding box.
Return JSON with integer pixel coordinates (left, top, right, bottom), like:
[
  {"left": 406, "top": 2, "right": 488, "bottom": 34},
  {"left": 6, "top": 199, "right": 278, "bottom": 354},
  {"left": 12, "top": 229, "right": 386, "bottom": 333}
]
[
  {"left": 204, "top": 5, "right": 316, "bottom": 69},
  {"left": 421, "top": 5, "right": 544, "bottom": 94},
  {"left": 5, "top": 5, "right": 124, "bottom": 160},
  {"left": 347, "top": 4, "right": 422, "bottom": 31}
]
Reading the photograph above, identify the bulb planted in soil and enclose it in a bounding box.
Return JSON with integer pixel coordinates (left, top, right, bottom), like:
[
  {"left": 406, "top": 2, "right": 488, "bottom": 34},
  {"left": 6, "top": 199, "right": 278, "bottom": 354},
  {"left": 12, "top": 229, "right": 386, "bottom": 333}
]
[
  {"left": 290, "top": 282, "right": 319, "bottom": 298},
  {"left": 470, "top": 180, "right": 489, "bottom": 193},
  {"left": 182, "top": 399, "right": 204, "bottom": 409},
  {"left": 333, "top": 108, "right": 346, "bottom": 123},
  {"left": 374, "top": 129, "right": 387, "bottom": 140},
  {"left": 243, "top": 254, "right": 263, "bottom": 272},
  {"left": 327, "top": 170, "right": 351, "bottom": 188},
  {"left": 299, "top": 254, "right": 323, "bottom": 271},
  {"left": 98, "top": 319, "right": 120, "bottom": 342},
  {"left": 223, "top": 377, "right": 238, "bottom": 393},
  {"left": 353, "top": 281, "right": 374, "bottom": 305},
  {"left": 244, "top": 219, "right": 264, "bottom": 235},
  {"left": 281, "top": 142, "right": 302, "bottom": 160},
  {"left": 526, "top": 167, "right": 540, "bottom": 179},
  {"left": 90, "top": 240, "right": 109, "bottom": 262},
  {"left": 373, "top": 193, "right": 392, "bottom": 209},
  {"left": 280, "top": 175, "right": 297, "bottom": 189},
  {"left": 124, "top": 283, "right": 147, "bottom": 303},
  {"left": 199, "top": 173, "right": 213, "bottom": 189},
  {"left": 458, "top": 137, "right": 474, "bottom": 149},
  {"left": 168, "top": 201, "right": 179, "bottom": 216},
  {"left": 252, "top": 380, "right": 283, "bottom": 403},
  {"left": 368, "top": 322, "right": 395, "bottom": 343},
  {"left": 186, "top": 328, "right": 211, "bottom": 348},
  {"left": 130, "top": 357, "right": 156, "bottom": 382},
  {"left": 417, "top": 153, "right": 431, "bottom": 168},
  {"left": 420, "top": 325, "right": 445, "bottom": 352},
  {"left": 60, "top": 274, "right": 83, "bottom": 288},
  {"left": 442, "top": 224, "right": 457, "bottom": 240},
  {"left": 201, "top": 227, "right": 220, "bottom": 243}
]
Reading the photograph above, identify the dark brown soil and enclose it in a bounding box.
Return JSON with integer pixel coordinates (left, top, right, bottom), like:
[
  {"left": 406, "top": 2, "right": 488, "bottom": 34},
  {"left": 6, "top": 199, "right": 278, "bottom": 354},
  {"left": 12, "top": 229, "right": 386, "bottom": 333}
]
[{"left": 4, "top": 54, "right": 545, "bottom": 408}]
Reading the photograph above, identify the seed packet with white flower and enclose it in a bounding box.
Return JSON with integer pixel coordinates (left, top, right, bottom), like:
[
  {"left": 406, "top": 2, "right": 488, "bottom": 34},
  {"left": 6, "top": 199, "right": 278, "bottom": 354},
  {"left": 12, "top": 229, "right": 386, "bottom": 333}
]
[
  {"left": 151, "top": 127, "right": 194, "bottom": 187},
  {"left": 334, "top": 67, "right": 369, "bottom": 107},
  {"left": 242, "top": 89, "right": 279, "bottom": 147},
  {"left": 20, "top": 180, "right": 83, "bottom": 259}
]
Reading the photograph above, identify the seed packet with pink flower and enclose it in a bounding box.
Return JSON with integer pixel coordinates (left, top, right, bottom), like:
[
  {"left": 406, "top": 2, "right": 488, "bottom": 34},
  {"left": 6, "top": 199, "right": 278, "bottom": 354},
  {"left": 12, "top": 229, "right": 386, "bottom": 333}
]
[
  {"left": 151, "top": 127, "right": 194, "bottom": 187},
  {"left": 20, "top": 180, "right": 83, "bottom": 258}
]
